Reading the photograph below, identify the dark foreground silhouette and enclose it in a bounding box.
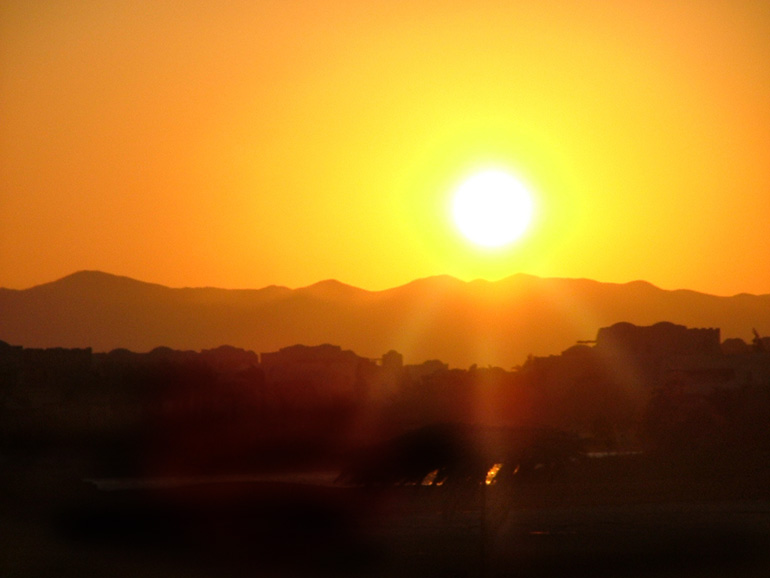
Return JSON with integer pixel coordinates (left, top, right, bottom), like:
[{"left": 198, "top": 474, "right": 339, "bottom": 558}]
[
  {"left": 5, "top": 324, "right": 770, "bottom": 576},
  {"left": 5, "top": 424, "right": 770, "bottom": 578}
]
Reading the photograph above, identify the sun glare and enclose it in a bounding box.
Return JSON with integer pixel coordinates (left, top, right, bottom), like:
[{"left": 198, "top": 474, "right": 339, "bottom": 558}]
[{"left": 451, "top": 170, "right": 534, "bottom": 248}]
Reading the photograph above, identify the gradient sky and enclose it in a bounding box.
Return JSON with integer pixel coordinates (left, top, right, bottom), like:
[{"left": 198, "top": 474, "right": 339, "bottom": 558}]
[{"left": 2, "top": 1, "right": 770, "bottom": 295}]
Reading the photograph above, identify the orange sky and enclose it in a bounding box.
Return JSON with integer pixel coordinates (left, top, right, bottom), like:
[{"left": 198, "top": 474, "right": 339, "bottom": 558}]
[{"left": 2, "top": 1, "right": 770, "bottom": 295}]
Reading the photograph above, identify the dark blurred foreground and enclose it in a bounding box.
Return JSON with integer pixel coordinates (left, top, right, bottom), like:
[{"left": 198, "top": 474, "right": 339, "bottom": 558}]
[
  {"left": 4, "top": 427, "right": 770, "bottom": 578},
  {"left": 6, "top": 327, "right": 770, "bottom": 575}
]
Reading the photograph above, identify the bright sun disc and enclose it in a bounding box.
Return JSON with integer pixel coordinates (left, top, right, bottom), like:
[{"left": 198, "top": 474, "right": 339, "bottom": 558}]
[{"left": 451, "top": 170, "right": 534, "bottom": 248}]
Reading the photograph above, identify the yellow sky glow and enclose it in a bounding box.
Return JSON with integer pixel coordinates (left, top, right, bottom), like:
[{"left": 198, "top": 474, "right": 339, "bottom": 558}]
[{"left": 2, "top": 1, "right": 770, "bottom": 295}]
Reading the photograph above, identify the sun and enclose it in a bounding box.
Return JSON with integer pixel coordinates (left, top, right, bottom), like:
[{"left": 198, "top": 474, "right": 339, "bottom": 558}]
[{"left": 451, "top": 169, "right": 534, "bottom": 248}]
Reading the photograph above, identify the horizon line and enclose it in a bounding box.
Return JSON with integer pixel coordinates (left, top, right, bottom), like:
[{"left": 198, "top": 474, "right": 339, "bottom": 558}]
[{"left": 3, "top": 268, "right": 762, "bottom": 298}]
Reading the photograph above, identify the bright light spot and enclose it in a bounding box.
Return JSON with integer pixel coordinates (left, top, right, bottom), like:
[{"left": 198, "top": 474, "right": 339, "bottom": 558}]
[
  {"left": 421, "top": 469, "right": 440, "bottom": 486},
  {"left": 451, "top": 170, "right": 534, "bottom": 248},
  {"left": 485, "top": 462, "right": 503, "bottom": 485}
]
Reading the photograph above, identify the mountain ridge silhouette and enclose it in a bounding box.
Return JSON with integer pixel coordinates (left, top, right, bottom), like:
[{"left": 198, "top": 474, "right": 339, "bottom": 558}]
[{"left": 3, "top": 270, "right": 770, "bottom": 367}]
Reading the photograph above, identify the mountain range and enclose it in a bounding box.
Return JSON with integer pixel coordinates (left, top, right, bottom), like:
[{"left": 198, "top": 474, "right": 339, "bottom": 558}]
[{"left": 2, "top": 271, "right": 770, "bottom": 368}]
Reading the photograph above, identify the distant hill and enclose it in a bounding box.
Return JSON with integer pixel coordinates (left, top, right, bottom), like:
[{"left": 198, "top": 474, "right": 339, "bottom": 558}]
[{"left": 2, "top": 270, "right": 770, "bottom": 368}]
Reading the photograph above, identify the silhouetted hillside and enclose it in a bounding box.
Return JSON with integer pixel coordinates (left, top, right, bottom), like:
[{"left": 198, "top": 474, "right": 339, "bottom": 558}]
[{"left": 3, "top": 271, "right": 770, "bottom": 367}]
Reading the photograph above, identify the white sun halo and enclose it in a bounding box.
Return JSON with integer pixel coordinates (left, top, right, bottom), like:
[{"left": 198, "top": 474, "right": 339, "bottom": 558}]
[{"left": 451, "top": 169, "right": 534, "bottom": 248}]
